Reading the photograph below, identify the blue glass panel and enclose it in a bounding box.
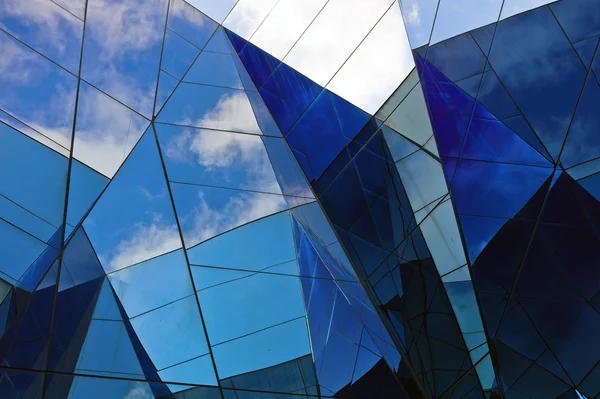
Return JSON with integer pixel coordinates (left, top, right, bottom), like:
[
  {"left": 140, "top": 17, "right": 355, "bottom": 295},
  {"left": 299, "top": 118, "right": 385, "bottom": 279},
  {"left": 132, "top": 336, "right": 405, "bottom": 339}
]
[
  {"left": 82, "top": 0, "right": 169, "bottom": 116},
  {"left": 0, "top": 0, "right": 83, "bottom": 73},
  {"left": 130, "top": 296, "right": 210, "bottom": 371},
  {"left": 450, "top": 159, "right": 553, "bottom": 218},
  {"left": 247, "top": 91, "right": 281, "bottom": 137},
  {"left": 489, "top": 7, "right": 587, "bottom": 160},
  {"left": 156, "top": 124, "right": 281, "bottom": 193},
  {"left": 459, "top": 215, "right": 507, "bottom": 264},
  {"left": 579, "top": 173, "right": 600, "bottom": 201},
  {"left": 462, "top": 118, "right": 552, "bottom": 166},
  {"left": 264, "top": 64, "right": 323, "bottom": 132},
  {"left": 321, "top": 164, "right": 368, "bottom": 229},
  {"left": 168, "top": 0, "right": 217, "bottom": 49},
  {"left": 561, "top": 77, "right": 600, "bottom": 167},
  {"left": 171, "top": 182, "right": 291, "bottom": 248},
  {"left": 426, "top": 34, "right": 487, "bottom": 82},
  {"left": 212, "top": 317, "right": 311, "bottom": 379},
  {"left": 0, "top": 370, "right": 43, "bottom": 398},
  {"left": 0, "top": 196, "right": 56, "bottom": 244},
  {"left": 224, "top": 28, "right": 248, "bottom": 54},
  {"left": 161, "top": 30, "right": 200, "bottom": 79},
  {"left": 233, "top": 52, "right": 258, "bottom": 91},
  {"left": 430, "top": 114, "right": 469, "bottom": 158},
  {"left": 573, "top": 36, "right": 599, "bottom": 68},
  {"left": 187, "top": 211, "right": 295, "bottom": 270},
  {"left": 158, "top": 354, "right": 217, "bottom": 387},
  {"left": 551, "top": 0, "right": 600, "bottom": 43},
  {"left": 476, "top": 70, "right": 521, "bottom": 120},
  {"left": 444, "top": 281, "right": 484, "bottom": 333},
  {"left": 93, "top": 279, "right": 122, "bottom": 321},
  {"left": 0, "top": 123, "right": 68, "bottom": 228},
  {"left": 17, "top": 236, "right": 60, "bottom": 292},
  {"left": 198, "top": 268, "right": 305, "bottom": 345},
  {"left": 155, "top": 71, "right": 179, "bottom": 116},
  {"left": 66, "top": 160, "right": 109, "bottom": 228},
  {"left": 259, "top": 86, "right": 296, "bottom": 133},
  {"left": 293, "top": 92, "right": 348, "bottom": 179},
  {"left": 68, "top": 376, "right": 154, "bottom": 399},
  {"left": 503, "top": 114, "right": 554, "bottom": 162},
  {"left": 84, "top": 128, "right": 182, "bottom": 273},
  {"left": 0, "top": 221, "right": 47, "bottom": 282},
  {"left": 157, "top": 84, "right": 262, "bottom": 134},
  {"left": 73, "top": 82, "right": 150, "bottom": 178},
  {"left": 109, "top": 249, "right": 193, "bottom": 317},
  {"left": 237, "top": 40, "right": 280, "bottom": 89},
  {"left": 205, "top": 27, "right": 234, "bottom": 54},
  {"left": 185, "top": 51, "right": 243, "bottom": 89},
  {"left": 263, "top": 136, "right": 314, "bottom": 198},
  {"left": 329, "top": 92, "right": 370, "bottom": 140}
]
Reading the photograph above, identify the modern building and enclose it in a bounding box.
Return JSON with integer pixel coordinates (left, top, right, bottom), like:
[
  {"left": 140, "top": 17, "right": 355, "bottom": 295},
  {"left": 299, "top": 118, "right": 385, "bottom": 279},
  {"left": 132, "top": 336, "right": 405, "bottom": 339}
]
[{"left": 0, "top": 0, "right": 598, "bottom": 398}]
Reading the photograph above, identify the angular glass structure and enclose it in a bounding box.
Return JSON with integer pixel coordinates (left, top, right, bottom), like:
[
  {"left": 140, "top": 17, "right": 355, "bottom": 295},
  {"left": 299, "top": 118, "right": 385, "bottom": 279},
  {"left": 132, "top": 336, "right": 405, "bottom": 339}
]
[{"left": 0, "top": 0, "right": 598, "bottom": 398}]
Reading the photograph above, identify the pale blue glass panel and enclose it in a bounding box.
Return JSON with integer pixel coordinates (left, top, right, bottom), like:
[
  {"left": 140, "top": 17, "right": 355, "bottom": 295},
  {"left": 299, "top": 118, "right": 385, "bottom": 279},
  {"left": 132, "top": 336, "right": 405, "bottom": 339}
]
[
  {"left": 0, "top": 0, "right": 83, "bottom": 73},
  {"left": 158, "top": 354, "right": 217, "bottom": 387},
  {"left": 212, "top": 318, "right": 311, "bottom": 379},
  {"left": 431, "top": 0, "right": 503, "bottom": 45},
  {"left": 168, "top": 0, "right": 218, "bottom": 49},
  {"left": 157, "top": 84, "right": 262, "bottom": 134},
  {"left": 0, "top": 195, "right": 56, "bottom": 243},
  {"left": 82, "top": 0, "right": 168, "bottom": 116},
  {"left": 68, "top": 377, "right": 153, "bottom": 399},
  {"left": 395, "top": 150, "right": 448, "bottom": 211},
  {"left": 198, "top": 268, "right": 306, "bottom": 344},
  {"left": 187, "top": 211, "right": 295, "bottom": 269},
  {"left": 185, "top": 51, "right": 243, "bottom": 89},
  {"left": 66, "top": 159, "right": 109, "bottom": 227},
  {"left": 75, "top": 319, "right": 145, "bottom": 378},
  {"left": 109, "top": 249, "right": 194, "bottom": 317},
  {"left": 0, "top": 220, "right": 47, "bottom": 282},
  {"left": 130, "top": 296, "right": 210, "bottom": 370},
  {"left": 84, "top": 129, "right": 182, "bottom": 273},
  {"left": 156, "top": 124, "right": 281, "bottom": 193},
  {"left": 171, "top": 183, "right": 291, "bottom": 248},
  {"left": 0, "top": 31, "right": 76, "bottom": 151},
  {"left": 73, "top": 82, "right": 150, "bottom": 178},
  {"left": 0, "top": 123, "right": 68, "bottom": 227}
]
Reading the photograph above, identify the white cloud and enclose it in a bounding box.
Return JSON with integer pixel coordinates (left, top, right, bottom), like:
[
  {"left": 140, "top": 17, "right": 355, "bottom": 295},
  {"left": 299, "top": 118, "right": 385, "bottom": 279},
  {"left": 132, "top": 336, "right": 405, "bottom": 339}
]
[
  {"left": 406, "top": 2, "right": 420, "bottom": 25},
  {"left": 124, "top": 385, "right": 153, "bottom": 399},
  {"left": 197, "top": 92, "right": 262, "bottom": 134},
  {"left": 107, "top": 215, "right": 182, "bottom": 272}
]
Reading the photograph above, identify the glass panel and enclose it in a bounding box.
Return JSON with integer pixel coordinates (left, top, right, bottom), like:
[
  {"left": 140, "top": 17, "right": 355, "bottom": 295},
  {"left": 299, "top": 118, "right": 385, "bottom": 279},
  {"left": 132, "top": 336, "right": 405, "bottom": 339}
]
[
  {"left": 430, "top": 0, "right": 503, "bottom": 45},
  {"left": 82, "top": 0, "right": 169, "bottom": 116},
  {"left": 156, "top": 124, "right": 282, "bottom": 193},
  {"left": 251, "top": 0, "right": 328, "bottom": 60},
  {"left": 0, "top": 0, "right": 83, "bottom": 73},
  {"left": 284, "top": 0, "right": 395, "bottom": 86},
  {"left": 73, "top": 82, "right": 150, "bottom": 178},
  {"left": 398, "top": 0, "right": 439, "bottom": 48},
  {"left": 0, "top": 31, "right": 77, "bottom": 151},
  {"left": 327, "top": 4, "right": 414, "bottom": 114},
  {"left": 224, "top": 0, "right": 279, "bottom": 40},
  {"left": 171, "top": 182, "right": 292, "bottom": 247},
  {"left": 84, "top": 130, "right": 182, "bottom": 273},
  {"left": 187, "top": 0, "right": 237, "bottom": 24},
  {"left": 168, "top": 0, "right": 218, "bottom": 49},
  {"left": 157, "top": 84, "right": 262, "bottom": 134},
  {"left": 184, "top": 51, "right": 243, "bottom": 89}
]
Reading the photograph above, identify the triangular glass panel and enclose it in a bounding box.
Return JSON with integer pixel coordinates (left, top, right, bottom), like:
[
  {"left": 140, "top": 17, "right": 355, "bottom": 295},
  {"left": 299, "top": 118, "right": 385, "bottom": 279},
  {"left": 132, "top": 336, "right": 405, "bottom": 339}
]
[
  {"left": 84, "top": 128, "right": 182, "bottom": 273},
  {"left": 161, "top": 29, "right": 201, "bottom": 80},
  {"left": 184, "top": 51, "right": 243, "bottom": 89},
  {"left": 204, "top": 26, "right": 234, "bottom": 54},
  {"left": 155, "top": 71, "right": 180, "bottom": 116},
  {"left": 65, "top": 159, "right": 109, "bottom": 231}
]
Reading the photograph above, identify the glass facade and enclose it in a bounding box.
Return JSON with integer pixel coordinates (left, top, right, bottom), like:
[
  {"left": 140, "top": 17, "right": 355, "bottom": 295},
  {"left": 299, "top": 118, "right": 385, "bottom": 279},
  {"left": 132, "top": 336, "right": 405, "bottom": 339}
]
[{"left": 0, "top": 0, "right": 598, "bottom": 398}]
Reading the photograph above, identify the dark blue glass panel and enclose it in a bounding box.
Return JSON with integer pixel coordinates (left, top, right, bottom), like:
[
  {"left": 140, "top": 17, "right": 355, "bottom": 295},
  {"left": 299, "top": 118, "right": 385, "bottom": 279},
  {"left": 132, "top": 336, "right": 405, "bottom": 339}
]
[
  {"left": 426, "top": 33, "right": 487, "bottom": 82},
  {"left": 560, "top": 77, "right": 600, "bottom": 167},
  {"left": 503, "top": 115, "right": 553, "bottom": 162},
  {"left": 224, "top": 28, "right": 248, "bottom": 54},
  {"left": 0, "top": 369, "right": 43, "bottom": 398},
  {"left": 265, "top": 63, "right": 323, "bottom": 133},
  {"left": 450, "top": 159, "right": 553, "bottom": 218},
  {"left": 459, "top": 214, "right": 507, "bottom": 264},
  {"left": 329, "top": 92, "right": 370, "bottom": 141},
  {"left": 462, "top": 118, "right": 552, "bottom": 166},
  {"left": 293, "top": 92, "right": 347, "bottom": 179},
  {"left": 573, "top": 36, "right": 599, "bottom": 68},
  {"left": 259, "top": 86, "right": 296, "bottom": 133},
  {"left": 431, "top": 114, "right": 469, "bottom": 157},
  {"left": 551, "top": 0, "right": 600, "bottom": 43},
  {"left": 263, "top": 137, "right": 313, "bottom": 198},
  {"left": 422, "top": 79, "right": 475, "bottom": 118},
  {"left": 579, "top": 173, "right": 600, "bottom": 202},
  {"left": 476, "top": 70, "right": 520, "bottom": 119},
  {"left": 247, "top": 91, "right": 281, "bottom": 137},
  {"left": 489, "top": 7, "right": 587, "bottom": 160},
  {"left": 321, "top": 164, "right": 368, "bottom": 229},
  {"left": 16, "top": 232, "right": 60, "bottom": 293},
  {"left": 237, "top": 40, "right": 280, "bottom": 88},
  {"left": 471, "top": 23, "right": 496, "bottom": 56}
]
